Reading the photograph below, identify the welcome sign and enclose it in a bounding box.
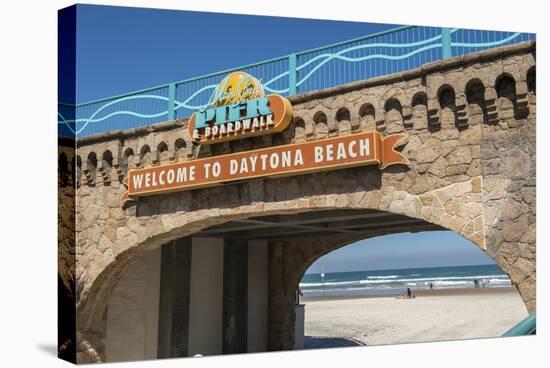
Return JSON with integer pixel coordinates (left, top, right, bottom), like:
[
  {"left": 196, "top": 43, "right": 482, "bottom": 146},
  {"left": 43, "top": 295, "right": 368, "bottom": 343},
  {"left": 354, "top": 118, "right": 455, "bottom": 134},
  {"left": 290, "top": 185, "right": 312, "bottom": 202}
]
[
  {"left": 123, "top": 131, "right": 408, "bottom": 199},
  {"left": 188, "top": 71, "right": 292, "bottom": 144},
  {"left": 59, "top": 7, "right": 538, "bottom": 365}
]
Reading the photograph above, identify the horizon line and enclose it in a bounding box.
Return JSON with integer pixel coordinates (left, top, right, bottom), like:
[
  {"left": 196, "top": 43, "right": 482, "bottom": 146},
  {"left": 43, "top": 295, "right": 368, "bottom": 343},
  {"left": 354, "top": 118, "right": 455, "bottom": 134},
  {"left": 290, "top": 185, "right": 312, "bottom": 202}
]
[{"left": 305, "top": 263, "right": 498, "bottom": 275}]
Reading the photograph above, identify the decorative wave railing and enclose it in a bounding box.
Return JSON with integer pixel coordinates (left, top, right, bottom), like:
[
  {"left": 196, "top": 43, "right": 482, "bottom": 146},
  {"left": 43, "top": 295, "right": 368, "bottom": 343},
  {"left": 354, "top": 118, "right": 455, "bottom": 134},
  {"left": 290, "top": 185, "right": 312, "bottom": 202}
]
[
  {"left": 502, "top": 314, "right": 536, "bottom": 336},
  {"left": 58, "top": 26, "right": 534, "bottom": 137}
]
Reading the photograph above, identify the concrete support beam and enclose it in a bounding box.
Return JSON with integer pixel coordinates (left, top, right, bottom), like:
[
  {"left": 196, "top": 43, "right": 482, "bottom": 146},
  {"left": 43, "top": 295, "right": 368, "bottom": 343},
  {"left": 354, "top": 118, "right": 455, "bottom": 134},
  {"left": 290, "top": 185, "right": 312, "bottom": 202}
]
[
  {"left": 222, "top": 239, "right": 248, "bottom": 354},
  {"left": 157, "top": 238, "right": 192, "bottom": 359}
]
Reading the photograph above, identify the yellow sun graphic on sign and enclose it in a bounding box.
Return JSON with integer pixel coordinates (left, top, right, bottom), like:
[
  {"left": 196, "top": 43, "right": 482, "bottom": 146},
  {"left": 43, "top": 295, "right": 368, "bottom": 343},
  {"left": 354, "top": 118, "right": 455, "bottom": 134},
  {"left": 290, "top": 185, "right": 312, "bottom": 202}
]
[{"left": 211, "top": 71, "right": 265, "bottom": 107}]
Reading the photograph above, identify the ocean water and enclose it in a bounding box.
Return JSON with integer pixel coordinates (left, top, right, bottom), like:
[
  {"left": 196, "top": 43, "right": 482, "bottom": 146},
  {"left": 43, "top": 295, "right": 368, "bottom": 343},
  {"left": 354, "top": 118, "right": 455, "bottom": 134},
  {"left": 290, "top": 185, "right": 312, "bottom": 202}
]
[{"left": 300, "top": 264, "right": 512, "bottom": 297}]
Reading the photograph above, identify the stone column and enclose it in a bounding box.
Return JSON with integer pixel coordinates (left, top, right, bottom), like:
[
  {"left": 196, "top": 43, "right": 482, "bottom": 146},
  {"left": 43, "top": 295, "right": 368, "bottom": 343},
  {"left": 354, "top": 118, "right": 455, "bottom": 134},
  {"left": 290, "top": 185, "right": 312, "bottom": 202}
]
[
  {"left": 480, "top": 109, "right": 536, "bottom": 312},
  {"left": 267, "top": 241, "right": 296, "bottom": 352},
  {"left": 222, "top": 239, "right": 248, "bottom": 354},
  {"left": 157, "top": 238, "right": 192, "bottom": 358}
]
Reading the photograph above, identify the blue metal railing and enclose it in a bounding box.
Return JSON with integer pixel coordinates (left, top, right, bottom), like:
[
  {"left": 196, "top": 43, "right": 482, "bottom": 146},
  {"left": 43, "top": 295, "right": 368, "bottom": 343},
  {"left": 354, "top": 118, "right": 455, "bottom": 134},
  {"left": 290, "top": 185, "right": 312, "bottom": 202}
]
[
  {"left": 502, "top": 314, "right": 536, "bottom": 337},
  {"left": 58, "top": 25, "right": 535, "bottom": 137}
]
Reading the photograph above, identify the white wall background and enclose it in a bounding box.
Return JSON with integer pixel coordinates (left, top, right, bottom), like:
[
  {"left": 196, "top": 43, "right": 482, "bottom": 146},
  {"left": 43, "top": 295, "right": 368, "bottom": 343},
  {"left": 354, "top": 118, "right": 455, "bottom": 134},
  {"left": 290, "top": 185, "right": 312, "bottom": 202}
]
[
  {"left": 106, "top": 248, "right": 161, "bottom": 362},
  {"left": 0, "top": 1, "right": 547, "bottom": 368}
]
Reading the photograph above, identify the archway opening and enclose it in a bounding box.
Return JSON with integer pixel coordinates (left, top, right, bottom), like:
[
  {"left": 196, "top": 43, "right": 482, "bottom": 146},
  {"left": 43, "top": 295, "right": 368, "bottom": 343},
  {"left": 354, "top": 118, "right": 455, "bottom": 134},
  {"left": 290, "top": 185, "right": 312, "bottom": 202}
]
[
  {"left": 98, "top": 207, "right": 529, "bottom": 362},
  {"left": 103, "top": 208, "right": 441, "bottom": 361},
  {"left": 299, "top": 231, "right": 528, "bottom": 348}
]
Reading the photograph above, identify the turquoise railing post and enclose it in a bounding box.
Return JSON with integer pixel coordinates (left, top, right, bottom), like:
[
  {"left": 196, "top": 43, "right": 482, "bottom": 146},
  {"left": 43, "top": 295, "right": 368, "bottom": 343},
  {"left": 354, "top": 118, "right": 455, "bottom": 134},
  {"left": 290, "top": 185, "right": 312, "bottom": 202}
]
[
  {"left": 167, "top": 83, "right": 176, "bottom": 121},
  {"left": 288, "top": 53, "right": 297, "bottom": 96},
  {"left": 441, "top": 27, "right": 452, "bottom": 59}
]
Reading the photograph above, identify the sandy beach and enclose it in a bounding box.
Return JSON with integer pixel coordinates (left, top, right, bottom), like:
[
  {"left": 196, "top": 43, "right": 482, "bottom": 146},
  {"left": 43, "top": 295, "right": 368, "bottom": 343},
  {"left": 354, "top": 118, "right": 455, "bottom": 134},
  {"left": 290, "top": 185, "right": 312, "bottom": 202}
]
[{"left": 302, "top": 287, "right": 528, "bottom": 348}]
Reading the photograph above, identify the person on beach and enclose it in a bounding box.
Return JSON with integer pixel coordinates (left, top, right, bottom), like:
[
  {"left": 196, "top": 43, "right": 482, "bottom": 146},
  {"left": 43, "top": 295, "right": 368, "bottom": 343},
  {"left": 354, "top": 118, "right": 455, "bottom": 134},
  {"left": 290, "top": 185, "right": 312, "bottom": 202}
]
[
  {"left": 406, "top": 287, "right": 414, "bottom": 299},
  {"left": 429, "top": 281, "right": 434, "bottom": 289},
  {"left": 474, "top": 279, "right": 479, "bottom": 288}
]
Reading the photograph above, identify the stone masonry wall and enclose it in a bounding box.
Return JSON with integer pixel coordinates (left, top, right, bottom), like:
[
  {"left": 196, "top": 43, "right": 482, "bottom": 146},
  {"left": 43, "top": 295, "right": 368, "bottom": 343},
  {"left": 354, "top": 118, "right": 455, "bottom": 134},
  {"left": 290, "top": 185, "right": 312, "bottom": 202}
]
[{"left": 57, "top": 41, "right": 535, "bottom": 362}]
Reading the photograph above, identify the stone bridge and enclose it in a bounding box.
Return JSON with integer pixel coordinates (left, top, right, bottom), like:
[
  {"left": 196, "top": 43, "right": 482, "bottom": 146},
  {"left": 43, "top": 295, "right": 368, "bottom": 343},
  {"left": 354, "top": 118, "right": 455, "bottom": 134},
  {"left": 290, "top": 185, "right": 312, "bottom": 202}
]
[{"left": 58, "top": 41, "right": 536, "bottom": 363}]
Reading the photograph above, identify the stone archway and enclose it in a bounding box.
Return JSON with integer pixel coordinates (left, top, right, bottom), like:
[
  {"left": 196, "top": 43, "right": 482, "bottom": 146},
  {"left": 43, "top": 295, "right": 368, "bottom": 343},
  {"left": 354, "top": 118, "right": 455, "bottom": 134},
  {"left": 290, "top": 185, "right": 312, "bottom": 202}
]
[
  {"left": 63, "top": 42, "right": 536, "bottom": 362},
  {"left": 76, "top": 167, "right": 490, "bottom": 361}
]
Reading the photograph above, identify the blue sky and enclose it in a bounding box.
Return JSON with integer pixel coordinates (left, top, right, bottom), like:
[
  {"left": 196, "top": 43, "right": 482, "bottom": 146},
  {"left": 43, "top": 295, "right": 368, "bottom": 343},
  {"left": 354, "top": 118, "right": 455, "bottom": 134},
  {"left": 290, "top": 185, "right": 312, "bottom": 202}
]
[
  {"left": 63, "top": 5, "right": 495, "bottom": 272},
  {"left": 306, "top": 231, "right": 494, "bottom": 274},
  {"left": 67, "top": 4, "right": 396, "bottom": 102}
]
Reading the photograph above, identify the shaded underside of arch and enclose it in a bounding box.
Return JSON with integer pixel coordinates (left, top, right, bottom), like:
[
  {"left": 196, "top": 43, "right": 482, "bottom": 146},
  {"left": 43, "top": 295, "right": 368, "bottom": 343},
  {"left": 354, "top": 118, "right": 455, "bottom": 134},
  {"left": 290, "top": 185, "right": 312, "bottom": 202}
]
[{"left": 192, "top": 208, "right": 443, "bottom": 241}]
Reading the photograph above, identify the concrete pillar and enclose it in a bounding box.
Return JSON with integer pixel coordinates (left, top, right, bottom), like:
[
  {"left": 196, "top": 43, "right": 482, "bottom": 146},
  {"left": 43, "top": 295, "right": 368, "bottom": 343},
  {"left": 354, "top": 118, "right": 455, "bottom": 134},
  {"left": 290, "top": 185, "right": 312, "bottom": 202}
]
[
  {"left": 247, "top": 240, "right": 268, "bottom": 352},
  {"left": 105, "top": 248, "right": 161, "bottom": 362},
  {"left": 157, "top": 238, "right": 192, "bottom": 359},
  {"left": 188, "top": 237, "right": 224, "bottom": 356},
  {"left": 294, "top": 305, "right": 305, "bottom": 349},
  {"left": 222, "top": 239, "right": 248, "bottom": 354}
]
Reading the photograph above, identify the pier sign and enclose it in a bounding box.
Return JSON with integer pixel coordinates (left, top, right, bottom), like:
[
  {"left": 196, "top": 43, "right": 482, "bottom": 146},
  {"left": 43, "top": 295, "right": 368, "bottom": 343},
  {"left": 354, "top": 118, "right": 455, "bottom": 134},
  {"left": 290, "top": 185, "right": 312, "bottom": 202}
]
[
  {"left": 188, "top": 71, "right": 292, "bottom": 144},
  {"left": 123, "top": 131, "right": 408, "bottom": 199}
]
